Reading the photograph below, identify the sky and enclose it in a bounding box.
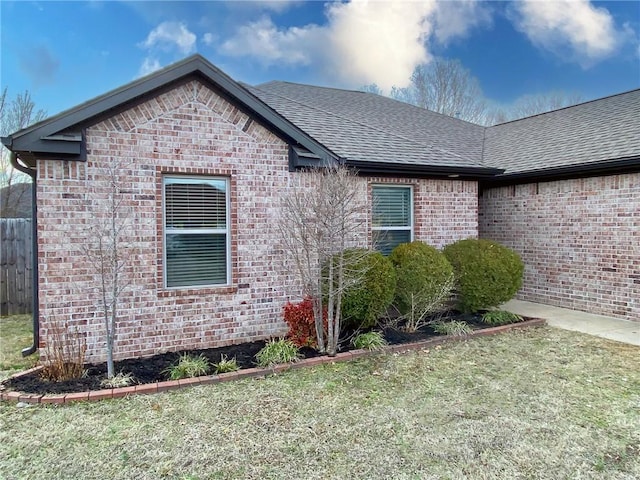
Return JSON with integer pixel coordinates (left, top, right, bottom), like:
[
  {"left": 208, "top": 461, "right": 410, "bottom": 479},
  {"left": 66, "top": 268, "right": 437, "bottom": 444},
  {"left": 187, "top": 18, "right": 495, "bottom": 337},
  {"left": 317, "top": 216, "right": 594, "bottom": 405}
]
[{"left": 1, "top": 0, "right": 639, "bottom": 120}]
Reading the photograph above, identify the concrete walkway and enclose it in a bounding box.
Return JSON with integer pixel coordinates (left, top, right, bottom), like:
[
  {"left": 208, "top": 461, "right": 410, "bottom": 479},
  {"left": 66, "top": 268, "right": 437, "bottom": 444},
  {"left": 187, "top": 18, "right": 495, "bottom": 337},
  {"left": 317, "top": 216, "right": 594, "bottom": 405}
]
[{"left": 502, "top": 299, "right": 640, "bottom": 346}]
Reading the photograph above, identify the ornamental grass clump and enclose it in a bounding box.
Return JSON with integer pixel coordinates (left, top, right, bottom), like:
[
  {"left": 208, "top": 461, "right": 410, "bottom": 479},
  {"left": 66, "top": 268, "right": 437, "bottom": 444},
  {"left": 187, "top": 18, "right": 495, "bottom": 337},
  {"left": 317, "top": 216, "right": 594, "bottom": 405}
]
[
  {"left": 482, "top": 310, "right": 523, "bottom": 326},
  {"left": 40, "top": 320, "right": 87, "bottom": 382},
  {"left": 165, "top": 354, "right": 210, "bottom": 380},
  {"left": 256, "top": 339, "right": 300, "bottom": 368},
  {"left": 443, "top": 239, "right": 524, "bottom": 313},
  {"left": 351, "top": 331, "right": 388, "bottom": 351},
  {"left": 432, "top": 320, "right": 473, "bottom": 337},
  {"left": 213, "top": 355, "right": 240, "bottom": 374},
  {"left": 100, "top": 371, "right": 135, "bottom": 388}
]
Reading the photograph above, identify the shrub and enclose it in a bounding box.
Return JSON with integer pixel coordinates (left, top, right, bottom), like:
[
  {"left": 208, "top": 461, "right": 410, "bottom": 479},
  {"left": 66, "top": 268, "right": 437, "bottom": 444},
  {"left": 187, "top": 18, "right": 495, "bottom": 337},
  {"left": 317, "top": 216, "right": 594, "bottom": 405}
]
[
  {"left": 213, "top": 355, "right": 240, "bottom": 374},
  {"left": 481, "top": 310, "right": 523, "bottom": 326},
  {"left": 443, "top": 239, "right": 524, "bottom": 313},
  {"left": 283, "top": 297, "right": 326, "bottom": 348},
  {"left": 339, "top": 249, "right": 397, "bottom": 330},
  {"left": 256, "top": 339, "right": 300, "bottom": 368},
  {"left": 351, "top": 331, "right": 388, "bottom": 351},
  {"left": 165, "top": 354, "right": 210, "bottom": 380},
  {"left": 432, "top": 320, "right": 473, "bottom": 336},
  {"left": 388, "top": 241, "right": 454, "bottom": 330}
]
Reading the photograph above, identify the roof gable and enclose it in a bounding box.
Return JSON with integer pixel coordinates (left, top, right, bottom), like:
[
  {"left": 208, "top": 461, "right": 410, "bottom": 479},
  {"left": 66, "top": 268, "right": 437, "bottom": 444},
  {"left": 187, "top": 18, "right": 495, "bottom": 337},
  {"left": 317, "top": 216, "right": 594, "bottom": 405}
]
[{"left": 2, "top": 55, "right": 337, "bottom": 167}]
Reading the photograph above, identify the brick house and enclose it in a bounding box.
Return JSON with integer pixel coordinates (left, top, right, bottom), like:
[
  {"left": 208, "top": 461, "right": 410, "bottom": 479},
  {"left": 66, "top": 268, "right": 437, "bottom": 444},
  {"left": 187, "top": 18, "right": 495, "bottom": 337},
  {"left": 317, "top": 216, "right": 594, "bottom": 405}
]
[{"left": 2, "top": 55, "right": 638, "bottom": 362}]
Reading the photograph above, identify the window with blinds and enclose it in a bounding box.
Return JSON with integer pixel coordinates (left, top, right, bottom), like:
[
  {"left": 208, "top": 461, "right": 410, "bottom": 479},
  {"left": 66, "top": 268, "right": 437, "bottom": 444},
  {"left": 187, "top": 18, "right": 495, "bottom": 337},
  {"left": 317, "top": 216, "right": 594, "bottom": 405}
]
[
  {"left": 164, "top": 176, "right": 230, "bottom": 288},
  {"left": 372, "top": 185, "right": 413, "bottom": 255}
]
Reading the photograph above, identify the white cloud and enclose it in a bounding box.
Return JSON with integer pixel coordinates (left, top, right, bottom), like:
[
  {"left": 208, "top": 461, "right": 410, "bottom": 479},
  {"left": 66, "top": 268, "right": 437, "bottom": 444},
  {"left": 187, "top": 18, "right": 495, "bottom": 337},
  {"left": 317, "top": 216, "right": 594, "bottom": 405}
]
[
  {"left": 220, "top": 16, "right": 322, "bottom": 66},
  {"left": 323, "top": 0, "right": 436, "bottom": 90},
  {"left": 138, "top": 57, "right": 161, "bottom": 77},
  {"left": 202, "top": 32, "right": 216, "bottom": 46},
  {"left": 432, "top": 0, "right": 492, "bottom": 43},
  {"left": 140, "top": 21, "right": 197, "bottom": 55},
  {"left": 217, "top": 0, "right": 491, "bottom": 90},
  {"left": 511, "top": 0, "right": 621, "bottom": 66}
]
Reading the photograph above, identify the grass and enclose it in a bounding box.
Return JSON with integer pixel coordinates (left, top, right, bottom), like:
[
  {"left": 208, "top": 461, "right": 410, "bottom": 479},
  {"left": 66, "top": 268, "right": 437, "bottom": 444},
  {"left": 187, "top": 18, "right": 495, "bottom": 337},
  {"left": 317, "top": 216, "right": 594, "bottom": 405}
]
[
  {"left": 1, "top": 327, "right": 639, "bottom": 479},
  {"left": 0, "top": 315, "right": 36, "bottom": 380}
]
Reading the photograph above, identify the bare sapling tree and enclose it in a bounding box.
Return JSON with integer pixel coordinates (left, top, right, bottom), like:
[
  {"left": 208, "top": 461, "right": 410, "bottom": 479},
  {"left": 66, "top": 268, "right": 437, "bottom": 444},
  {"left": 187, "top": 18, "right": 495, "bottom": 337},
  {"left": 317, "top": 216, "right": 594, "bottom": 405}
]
[
  {"left": 81, "top": 158, "right": 135, "bottom": 378},
  {"left": 0, "top": 88, "right": 46, "bottom": 217},
  {"left": 389, "top": 274, "right": 455, "bottom": 333},
  {"left": 280, "top": 165, "right": 369, "bottom": 356}
]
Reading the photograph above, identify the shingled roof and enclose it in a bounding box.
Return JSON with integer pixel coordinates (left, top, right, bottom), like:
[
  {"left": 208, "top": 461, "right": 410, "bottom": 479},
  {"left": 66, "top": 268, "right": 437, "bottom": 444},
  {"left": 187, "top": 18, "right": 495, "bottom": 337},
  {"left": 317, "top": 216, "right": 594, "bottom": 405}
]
[
  {"left": 250, "top": 81, "right": 494, "bottom": 176},
  {"left": 484, "top": 89, "right": 640, "bottom": 180},
  {"left": 3, "top": 55, "right": 638, "bottom": 182}
]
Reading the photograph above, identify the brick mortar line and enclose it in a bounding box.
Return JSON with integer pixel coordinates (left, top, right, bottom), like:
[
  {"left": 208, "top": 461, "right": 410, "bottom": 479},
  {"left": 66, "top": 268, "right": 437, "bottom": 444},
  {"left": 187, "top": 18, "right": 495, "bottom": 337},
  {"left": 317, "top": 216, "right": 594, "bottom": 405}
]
[{"left": 1, "top": 318, "right": 546, "bottom": 404}]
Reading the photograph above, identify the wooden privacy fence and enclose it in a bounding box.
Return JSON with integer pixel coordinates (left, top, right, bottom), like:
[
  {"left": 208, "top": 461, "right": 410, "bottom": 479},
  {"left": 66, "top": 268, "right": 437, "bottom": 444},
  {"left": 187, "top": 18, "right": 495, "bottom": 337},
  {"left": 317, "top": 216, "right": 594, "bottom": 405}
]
[{"left": 0, "top": 219, "right": 33, "bottom": 315}]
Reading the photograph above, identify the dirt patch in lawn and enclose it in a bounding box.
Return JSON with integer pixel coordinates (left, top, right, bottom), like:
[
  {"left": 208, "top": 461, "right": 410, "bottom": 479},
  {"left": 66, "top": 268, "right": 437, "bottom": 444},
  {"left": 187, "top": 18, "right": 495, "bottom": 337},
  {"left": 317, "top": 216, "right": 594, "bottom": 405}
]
[{"left": 4, "top": 311, "right": 497, "bottom": 395}]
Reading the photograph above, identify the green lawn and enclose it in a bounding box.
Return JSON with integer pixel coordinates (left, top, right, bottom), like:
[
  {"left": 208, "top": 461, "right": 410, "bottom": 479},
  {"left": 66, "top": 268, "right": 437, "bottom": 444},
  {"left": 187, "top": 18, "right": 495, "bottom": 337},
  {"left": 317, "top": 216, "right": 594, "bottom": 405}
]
[
  {"left": 0, "top": 315, "right": 36, "bottom": 379},
  {"left": 1, "top": 326, "right": 639, "bottom": 479}
]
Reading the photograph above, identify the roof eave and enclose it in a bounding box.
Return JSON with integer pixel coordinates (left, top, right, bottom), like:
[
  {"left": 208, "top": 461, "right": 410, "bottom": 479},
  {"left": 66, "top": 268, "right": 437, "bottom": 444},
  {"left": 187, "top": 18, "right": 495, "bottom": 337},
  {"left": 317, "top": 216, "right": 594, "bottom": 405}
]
[
  {"left": 482, "top": 156, "right": 640, "bottom": 187},
  {"left": 345, "top": 159, "right": 504, "bottom": 179}
]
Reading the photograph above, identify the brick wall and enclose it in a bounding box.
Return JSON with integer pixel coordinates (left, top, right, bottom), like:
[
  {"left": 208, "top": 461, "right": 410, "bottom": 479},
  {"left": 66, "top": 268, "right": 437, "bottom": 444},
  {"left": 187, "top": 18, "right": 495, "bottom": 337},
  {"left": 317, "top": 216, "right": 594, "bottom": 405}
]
[
  {"left": 479, "top": 173, "right": 640, "bottom": 321},
  {"left": 36, "top": 80, "right": 479, "bottom": 363}
]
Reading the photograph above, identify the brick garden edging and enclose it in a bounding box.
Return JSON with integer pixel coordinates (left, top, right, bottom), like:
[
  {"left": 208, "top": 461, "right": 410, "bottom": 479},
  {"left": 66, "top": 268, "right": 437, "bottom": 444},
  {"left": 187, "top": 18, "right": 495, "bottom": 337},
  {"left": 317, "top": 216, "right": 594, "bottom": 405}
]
[{"left": 0, "top": 318, "right": 546, "bottom": 405}]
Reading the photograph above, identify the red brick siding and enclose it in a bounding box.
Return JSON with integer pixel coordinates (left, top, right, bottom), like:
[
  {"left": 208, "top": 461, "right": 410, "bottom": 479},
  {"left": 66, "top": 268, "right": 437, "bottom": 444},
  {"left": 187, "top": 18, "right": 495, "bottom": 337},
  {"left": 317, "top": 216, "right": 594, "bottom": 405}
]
[
  {"left": 35, "top": 80, "right": 479, "bottom": 362},
  {"left": 366, "top": 177, "right": 478, "bottom": 248},
  {"left": 479, "top": 173, "right": 640, "bottom": 321}
]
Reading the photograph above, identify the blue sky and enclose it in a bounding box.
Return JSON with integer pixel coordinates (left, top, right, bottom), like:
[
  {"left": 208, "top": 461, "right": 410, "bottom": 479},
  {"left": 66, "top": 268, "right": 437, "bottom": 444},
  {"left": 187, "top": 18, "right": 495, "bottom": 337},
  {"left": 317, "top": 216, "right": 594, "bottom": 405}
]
[{"left": 1, "top": 0, "right": 639, "bottom": 119}]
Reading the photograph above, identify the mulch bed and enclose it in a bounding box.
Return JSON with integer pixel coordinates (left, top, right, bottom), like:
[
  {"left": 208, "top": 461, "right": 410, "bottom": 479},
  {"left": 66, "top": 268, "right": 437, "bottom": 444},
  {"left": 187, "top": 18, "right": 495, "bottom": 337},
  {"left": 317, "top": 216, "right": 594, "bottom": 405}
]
[{"left": 4, "top": 311, "right": 500, "bottom": 395}]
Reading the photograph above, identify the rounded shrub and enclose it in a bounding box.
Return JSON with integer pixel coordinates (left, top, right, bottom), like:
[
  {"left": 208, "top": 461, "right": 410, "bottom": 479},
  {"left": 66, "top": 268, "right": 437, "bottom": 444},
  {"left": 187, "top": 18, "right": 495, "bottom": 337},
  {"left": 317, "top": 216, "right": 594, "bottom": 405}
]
[
  {"left": 339, "top": 249, "right": 397, "bottom": 330},
  {"left": 388, "top": 241, "right": 454, "bottom": 317},
  {"left": 443, "top": 238, "right": 524, "bottom": 313}
]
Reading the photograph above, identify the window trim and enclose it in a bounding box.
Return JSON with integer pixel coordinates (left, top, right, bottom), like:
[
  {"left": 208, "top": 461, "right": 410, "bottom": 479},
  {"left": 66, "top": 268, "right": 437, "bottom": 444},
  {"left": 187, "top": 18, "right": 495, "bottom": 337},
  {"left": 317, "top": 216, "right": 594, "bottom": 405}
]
[
  {"left": 162, "top": 175, "right": 231, "bottom": 289},
  {"left": 371, "top": 184, "right": 414, "bottom": 253}
]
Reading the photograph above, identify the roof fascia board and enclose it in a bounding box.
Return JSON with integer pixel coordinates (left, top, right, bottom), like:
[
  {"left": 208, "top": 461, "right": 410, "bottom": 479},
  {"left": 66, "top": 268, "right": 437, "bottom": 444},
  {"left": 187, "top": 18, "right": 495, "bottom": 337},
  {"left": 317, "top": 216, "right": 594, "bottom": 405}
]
[
  {"left": 482, "top": 156, "right": 640, "bottom": 187},
  {"left": 346, "top": 159, "right": 503, "bottom": 179}
]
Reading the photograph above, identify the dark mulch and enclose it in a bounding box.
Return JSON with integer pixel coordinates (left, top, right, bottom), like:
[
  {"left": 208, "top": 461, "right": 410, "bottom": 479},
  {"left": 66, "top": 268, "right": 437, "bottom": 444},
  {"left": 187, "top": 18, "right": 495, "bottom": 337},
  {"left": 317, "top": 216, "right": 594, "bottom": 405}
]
[{"left": 4, "top": 311, "right": 496, "bottom": 395}]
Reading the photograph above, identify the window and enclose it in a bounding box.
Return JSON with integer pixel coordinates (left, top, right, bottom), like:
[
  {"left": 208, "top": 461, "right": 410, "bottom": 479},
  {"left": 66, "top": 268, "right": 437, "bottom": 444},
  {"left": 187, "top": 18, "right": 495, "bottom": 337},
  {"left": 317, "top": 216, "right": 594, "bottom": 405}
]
[
  {"left": 372, "top": 185, "right": 413, "bottom": 255},
  {"left": 163, "top": 176, "right": 230, "bottom": 288}
]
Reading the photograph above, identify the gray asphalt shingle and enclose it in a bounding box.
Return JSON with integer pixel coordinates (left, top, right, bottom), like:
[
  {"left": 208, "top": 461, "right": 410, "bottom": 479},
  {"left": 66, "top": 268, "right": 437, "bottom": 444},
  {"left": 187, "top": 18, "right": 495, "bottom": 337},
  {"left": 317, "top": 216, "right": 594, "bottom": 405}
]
[
  {"left": 250, "top": 81, "right": 487, "bottom": 169},
  {"left": 484, "top": 89, "right": 640, "bottom": 175},
  {"left": 252, "top": 81, "right": 640, "bottom": 177}
]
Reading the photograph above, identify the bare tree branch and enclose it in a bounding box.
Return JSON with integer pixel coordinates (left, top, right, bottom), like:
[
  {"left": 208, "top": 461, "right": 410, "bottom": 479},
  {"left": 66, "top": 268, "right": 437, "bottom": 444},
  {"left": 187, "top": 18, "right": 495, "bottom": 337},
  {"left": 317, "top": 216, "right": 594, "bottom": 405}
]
[
  {"left": 0, "top": 88, "right": 46, "bottom": 217},
  {"left": 279, "top": 166, "right": 369, "bottom": 355}
]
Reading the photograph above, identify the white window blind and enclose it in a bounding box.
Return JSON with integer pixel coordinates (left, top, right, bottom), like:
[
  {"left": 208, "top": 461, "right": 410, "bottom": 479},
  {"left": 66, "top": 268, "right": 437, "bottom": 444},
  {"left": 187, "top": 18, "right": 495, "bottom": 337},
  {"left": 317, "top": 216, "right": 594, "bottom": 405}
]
[
  {"left": 372, "top": 185, "right": 413, "bottom": 255},
  {"left": 164, "top": 177, "right": 229, "bottom": 288}
]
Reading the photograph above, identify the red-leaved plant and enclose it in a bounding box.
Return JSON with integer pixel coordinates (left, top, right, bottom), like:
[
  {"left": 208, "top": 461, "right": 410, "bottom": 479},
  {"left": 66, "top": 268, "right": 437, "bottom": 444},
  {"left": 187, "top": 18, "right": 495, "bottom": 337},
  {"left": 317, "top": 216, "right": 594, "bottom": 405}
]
[{"left": 284, "top": 297, "right": 327, "bottom": 348}]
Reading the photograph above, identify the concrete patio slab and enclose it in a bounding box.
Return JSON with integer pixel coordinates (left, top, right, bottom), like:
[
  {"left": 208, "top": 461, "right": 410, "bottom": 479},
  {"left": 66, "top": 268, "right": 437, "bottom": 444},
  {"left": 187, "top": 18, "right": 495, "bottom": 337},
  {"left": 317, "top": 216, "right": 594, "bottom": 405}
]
[{"left": 502, "top": 299, "right": 640, "bottom": 346}]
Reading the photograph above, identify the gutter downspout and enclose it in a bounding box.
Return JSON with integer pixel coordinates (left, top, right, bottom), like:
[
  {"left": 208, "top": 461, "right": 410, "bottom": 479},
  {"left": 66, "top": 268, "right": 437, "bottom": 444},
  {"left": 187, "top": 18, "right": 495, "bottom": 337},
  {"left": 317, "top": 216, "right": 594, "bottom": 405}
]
[{"left": 9, "top": 152, "right": 39, "bottom": 357}]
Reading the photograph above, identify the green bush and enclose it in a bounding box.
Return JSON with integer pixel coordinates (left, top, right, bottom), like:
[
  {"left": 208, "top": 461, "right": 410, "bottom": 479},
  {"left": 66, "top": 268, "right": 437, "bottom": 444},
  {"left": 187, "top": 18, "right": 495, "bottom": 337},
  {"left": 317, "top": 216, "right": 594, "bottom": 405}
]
[
  {"left": 388, "top": 241, "right": 454, "bottom": 320},
  {"left": 338, "top": 249, "right": 397, "bottom": 330},
  {"left": 443, "top": 239, "right": 524, "bottom": 313}
]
